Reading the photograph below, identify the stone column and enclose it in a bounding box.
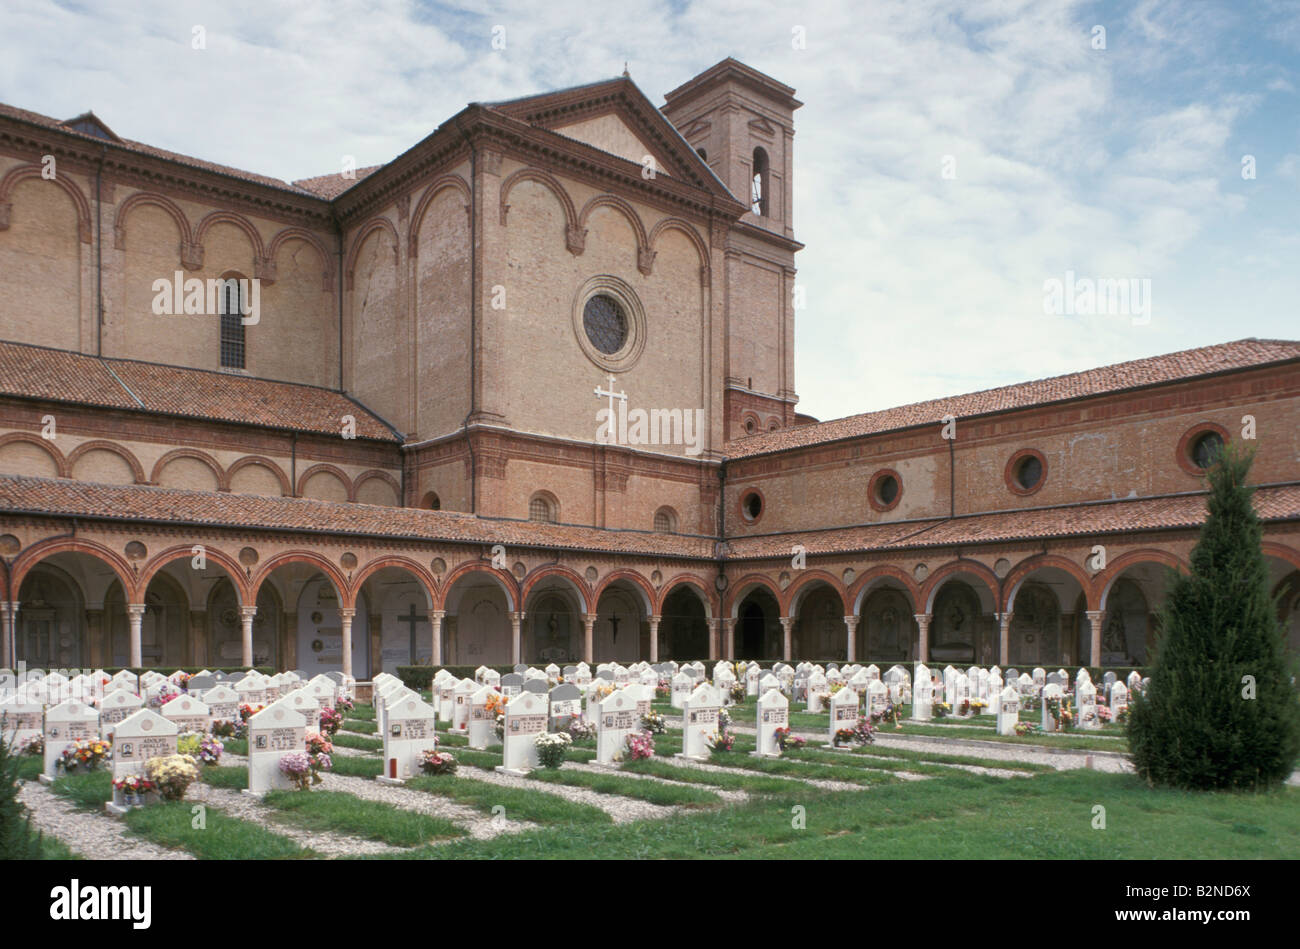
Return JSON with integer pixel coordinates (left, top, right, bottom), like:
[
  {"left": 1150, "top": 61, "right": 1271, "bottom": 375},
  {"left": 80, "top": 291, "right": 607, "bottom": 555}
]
[
  {"left": 843, "top": 615, "right": 859, "bottom": 663},
  {"left": 0, "top": 601, "right": 17, "bottom": 668},
  {"left": 188, "top": 610, "right": 205, "bottom": 667},
  {"left": 914, "top": 613, "right": 932, "bottom": 664},
  {"left": 511, "top": 612, "right": 524, "bottom": 665},
  {"left": 725, "top": 617, "right": 736, "bottom": 659},
  {"left": 127, "top": 604, "right": 147, "bottom": 668},
  {"left": 998, "top": 612, "right": 1013, "bottom": 666},
  {"left": 582, "top": 614, "right": 595, "bottom": 664},
  {"left": 84, "top": 608, "right": 104, "bottom": 668},
  {"left": 338, "top": 608, "right": 355, "bottom": 678},
  {"left": 430, "top": 610, "right": 445, "bottom": 666},
  {"left": 1086, "top": 610, "right": 1104, "bottom": 668},
  {"left": 648, "top": 615, "right": 661, "bottom": 664},
  {"left": 779, "top": 616, "right": 793, "bottom": 661}
]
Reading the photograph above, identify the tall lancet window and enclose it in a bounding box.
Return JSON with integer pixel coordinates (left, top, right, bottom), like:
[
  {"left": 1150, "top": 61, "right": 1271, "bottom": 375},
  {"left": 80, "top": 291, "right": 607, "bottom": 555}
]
[
  {"left": 751, "top": 147, "right": 769, "bottom": 217},
  {"left": 220, "top": 276, "right": 246, "bottom": 369}
]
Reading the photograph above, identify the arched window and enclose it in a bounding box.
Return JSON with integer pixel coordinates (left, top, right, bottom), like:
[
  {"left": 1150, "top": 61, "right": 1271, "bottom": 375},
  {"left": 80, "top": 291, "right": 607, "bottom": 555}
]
[
  {"left": 220, "top": 275, "right": 246, "bottom": 369},
  {"left": 653, "top": 507, "right": 677, "bottom": 533},
  {"left": 422, "top": 491, "right": 441, "bottom": 511},
  {"left": 751, "top": 147, "right": 769, "bottom": 217},
  {"left": 529, "top": 493, "right": 557, "bottom": 524}
]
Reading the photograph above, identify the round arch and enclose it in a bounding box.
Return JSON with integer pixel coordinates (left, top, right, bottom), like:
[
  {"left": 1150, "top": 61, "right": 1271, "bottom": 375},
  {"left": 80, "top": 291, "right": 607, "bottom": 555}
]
[
  {"left": 655, "top": 574, "right": 716, "bottom": 618},
  {"left": 266, "top": 226, "right": 332, "bottom": 289},
  {"left": 0, "top": 163, "right": 93, "bottom": 242},
  {"left": 149, "top": 447, "right": 225, "bottom": 490},
  {"left": 520, "top": 565, "right": 591, "bottom": 615},
  {"left": 724, "top": 573, "right": 783, "bottom": 619},
  {"left": 352, "top": 469, "right": 401, "bottom": 505},
  {"left": 499, "top": 167, "right": 579, "bottom": 233},
  {"left": 112, "top": 191, "right": 194, "bottom": 252},
  {"left": 1002, "top": 554, "right": 1098, "bottom": 613},
  {"left": 781, "top": 569, "right": 848, "bottom": 616},
  {"left": 848, "top": 564, "right": 921, "bottom": 615},
  {"left": 136, "top": 543, "right": 252, "bottom": 605},
  {"left": 224, "top": 455, "right": 291, "bottom": 495},
  {"left": 66, "top": 440, "right": 147, "bottom": 484},
  {"left": 648, "top": 217, "right": 709, "bottom": 277},
  {"left": 194, "top": 209, "right": 266, "bottom": 258},
  {"left": 439, "top": 561, "right": 518, "bottom": 612},
  {"left": 296, "top": 463, "right": 354, "bottom": 501},
  {"left": 0, "top": 431, "right": 68, "bottom": 477},
  {"left": 408, "top": 174, "right": 472, "bottom": 256},
  {"left": 348, "top": 556, "right": 437, "bottom": 610},
  {"left": 919, "top": 560, "right": 1001, "bottom": 614},
  {"left": 1096, "top": 549, "right": 1188, "bottom": 611},
  {"left": 251, "top": 551, "right": 350, "bottom": 608},
  {"left": 343, "top": 215, "right": 400, "bottom": 290},
  {"left": 593, "top": 570, "right": 656, "bottom": 616},
  {"left": 11, "top": 536, "right": 135, "bottom": 605}
]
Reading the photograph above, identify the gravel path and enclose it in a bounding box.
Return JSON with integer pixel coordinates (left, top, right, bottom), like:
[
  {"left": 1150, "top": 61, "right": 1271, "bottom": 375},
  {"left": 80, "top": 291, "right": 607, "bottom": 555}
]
[
  {"left": 654, "top": 754, "right": 880, "bottom": 791},
  {"left": 458, "top": 765, "right": 678, "bottom": 823},
  {"left": 185, "top": 782, "right": 400, "bottom": 857},
  {"left": 320, "top": 772, "right": 534, "bottom": 840},
  {"left": 564, "top": 761, "right": 749, "bottom": 804},
  {"left": 17, "top": 781, "right": 193, "bottom": 861}
]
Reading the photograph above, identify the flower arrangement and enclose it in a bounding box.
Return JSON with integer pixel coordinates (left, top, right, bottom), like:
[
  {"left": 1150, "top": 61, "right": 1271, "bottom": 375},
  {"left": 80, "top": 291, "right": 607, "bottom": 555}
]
[
  {"left": 112, "top": 774, "right": 155, "bottom": 798},
  {"left": 16, "top": 735, "right": 43, "bottom": 756},
  {"left": 958, "top": 700, "right": 971, "bottom": 716},
  {"left": 1045, "top": 696, "right": 1073, "bottom": 729},
  {"left": 334, "top": 696, "right": 355, "bottom": 713},
  {"left": 625, "top": 730, "right": 655, "bottom": 760},
  {"left": 567, "top": 717, "right": 597, "bottom": 741},
  {"left": 1014, "top": 722, "right": 1040, "bottom": 737},
  {"left": 933, "top": 702, "right": 951, "bottom": 719},
  {"left": 1095, "top": 705, "right": 1113, "bottom": 724},
  {"left": 238, "top": 703, "right": 263, "bottom": 724},
  {"left": 833, "top": 727, "right": 858, "bottom": 747},
  {"left": 535, "top": 731, "right": 572, "bottom": 768},
  {"left": 729, "top": 682, "right": 747, "bottom": 704},
  {"left": 494, "top": 713, "right": 506, "bottom": 741},
  {"left": 146, "top": 754, "right": 200, "bottom": 801},
  {"left": 853, "top": 715, "right": 876, "bottom": 746},
  {"left": 705, "top": 730, "right": 735, "bottom": 752},
  {"left": 641, "top": 711, "right": 667, "bottom": 735},
  {"left": 718, "top": 708, "right": 732, "bottom": 732},
  {"left": 279, "top": 752, "right": 314, "bottom": 790},
  {"left": 198, "top": 734, "right": 224, "bottom": 765},
  {"left": 774, "top": 726, "right": 805, "bottom": 751},
  {"left": 970, "top": 699, "right": 988, "bottom": 714},
  {"left": 176, "top": 732, "right": 203, "bottom": 757},
  {"left": 173, "top": 672, "right": 192, "bottom": 690},
  {"left": 59, "top": 738, "right": 111, "bottom": 772},
  {"left": 594, "top": 684, "right": 616, "bottom": 700},
  {"left": 305, "top": 732, "right": 333, "bottom": 757},
  {"left": 210, "top": 719, "right": 237, "bottom": 739},
  {"left": 419, "top": 749, "right": 458, "bottom": 775},
  {"left": 483, "top": 691, "right": 507, "bottom": 718},
  {"left": 318, "top": 707, "right": 343, "bottom": 736},
  {"left": 1115, "top": 705, "right": 1130, "bottom": 725}
]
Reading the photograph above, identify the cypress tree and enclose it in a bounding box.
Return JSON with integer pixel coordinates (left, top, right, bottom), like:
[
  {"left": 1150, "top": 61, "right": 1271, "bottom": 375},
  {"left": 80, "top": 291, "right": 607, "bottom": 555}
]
[
  {"left": 0, "top": 726, "right": 44, "bottom": 860},
  {"left": 1128, "top": 443, "right": 1300, "bottom": 789}
]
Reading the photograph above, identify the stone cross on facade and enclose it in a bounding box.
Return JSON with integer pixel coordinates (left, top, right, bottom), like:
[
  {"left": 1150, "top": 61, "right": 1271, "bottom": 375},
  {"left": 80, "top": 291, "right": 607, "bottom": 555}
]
[{"left": 594, "top": 373, "right": 627, "bottom": 422}]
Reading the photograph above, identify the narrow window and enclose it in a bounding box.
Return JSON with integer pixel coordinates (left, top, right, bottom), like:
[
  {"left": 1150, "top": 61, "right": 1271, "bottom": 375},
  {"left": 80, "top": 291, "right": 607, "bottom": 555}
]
[
  {"left": 220, "top": 277, "right": 246, "bottom": 369},
  {"left": 751, "top": 147, "right": 769, "bottom": 217}
]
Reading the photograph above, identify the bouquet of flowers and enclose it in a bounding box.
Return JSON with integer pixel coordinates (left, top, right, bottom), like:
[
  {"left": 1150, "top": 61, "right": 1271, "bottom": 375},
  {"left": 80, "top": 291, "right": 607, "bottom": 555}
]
[
  {"left": 318, "top": 707, "right": 343, "bottom": 736},
  {"left": 173, "top": 672, "right": 192, "bottom": 690},
  {"left": 883, "top": 702, "right": 903, "bottom": 729},
  {"left": 729, "top": 682, "right": 747, "bottom": 704},
  {"left": 176, "top": 732, "right": 204, "bottom": 758},
  {"left": 595, "top": 683, "right": 616, "bottom": 700},
  {"left": 535, "top": 731, "right": 572, "bottom": 769},
  {"left": 112, "top": 774, "right": 155, "bottom": 798},
  {"left": 494, "top": 713, "right": 506, "bottom": 741},
  {"left": 625, "top": 730, "right": 655, "bottom": 760},
  {"left": 833, "top": 727, "right": 858, "bottom": 747},
  {"left": 852, "top": 715, "right": 876, "bottom": 746},
  {"left": 147, "top": 685, "right": 182, "bottom": 709},
  {"left": 198, "top": 734, "right": 224, "bottom": 765},
  {"left": 59, "top": 738, "right": 111, "bottom": 772},
  {"left": 774, "top": 726, "right": 806, "bottom": 751},
  {"left": 718, "top": 708, "right": 732, "bottom": 732},
  {"left": 705, "top": 730, "right": 735, "bottom": 752},
  {"left": 334, "top": 696, "right": 355, "bottom": 713},
  {"left": 1116, "top": 705, "right": 1130, "bottom": 725},
  {"left": 16, "top": 735, "right": 43, "bottom": 756},
  {"left": 419, "top": 749, "right": 458, "bottom": 775},
  {"left": 1045, "top": 696, "right": 1072, "bottom": 729},
  {"left": 210, "top": 719, "right": 237, "bottom": 739},
  {"left": 146, "top": 754, "right": 200, "bottom": 801},
  {"left": 305, "top": 732, "right": 333, "bottom": 757},
  {"left": 655, "top": 678, "right": 670, "bottom": 700},
  {"left": 641, "top": 711, "right": 667, "bottom": 735},
  {"left": 567, "top": 717, "right": 597, "bottom": 741},
  {"left": 933, "top": 702, "right": 951, "bottom": 719},
  {"left": 279, "top": 752, "right": 315, "bottom": 790},
  {"left": 958, "top": 700, "right": 971, "bottom": 716},
  {"left": 970, "top": 699, "right": 987, "bottom": 714},
  {"left": 1014, "top": 721, "right": 1040, "bottom": 737},
  {"left": 1095, "top": 705, "right": 1113, "bottom": 724}
]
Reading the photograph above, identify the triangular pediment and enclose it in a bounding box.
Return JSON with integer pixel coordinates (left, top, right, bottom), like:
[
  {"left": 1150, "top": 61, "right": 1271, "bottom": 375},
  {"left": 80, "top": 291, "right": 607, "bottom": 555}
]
[{"left": 486, "top": 76, "right": 738, "bottom": 204}]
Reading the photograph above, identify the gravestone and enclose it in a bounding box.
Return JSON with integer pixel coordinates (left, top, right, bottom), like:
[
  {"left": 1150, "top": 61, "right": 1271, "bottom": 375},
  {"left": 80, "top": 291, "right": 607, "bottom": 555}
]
[
  {"left": 0, "top": 699, "right": 42, "bottom": 748},
  {"left": 1032, "top": 668, "right": 1046, "bottom": 687},
  {"left": 562, "top": 665, "right": 578, "bottom": 681},
  {"left": 1110, "top": 682, "right": 1129, "bottom": 719},
  {"left": 482, "top": 669, "right": 502, "bottom": 690},
  {"left": 521, "top": 678, "right": 548, "bottom": 696},
  {"left": 1127, "top": 670, "right": 1142, "bottom": 691},
  {"left": 985, "top": 673, "right": 1003, "bottom": 715},
  {"left": 670, "top": 671, "right": 693, "bottom": 709},
  {"left": 43, "top": 700, "right": 99, "bottom": 779},
  {"left": 548, "top": 683, "right": 583, "bottom": 732},
  {"left": 953, "top": 674, "right": 972, "bottom": 717},
  {"left": 304, "top": 677, "right": 337, "bottom": 713},
  {"left": 497, "top": 691, "right": 547, "bottom": 775},
  {"left": 628, "top": 682, "right": 654, "bottom": 722},
  {"left": 753, "top": 688, "right": 789, "bottom": 758},
  {"left": 107, "top": 708, "right": 178, "bottom": 814},
  {"left": 247, "top": 704, "right": 307, "bottom": 795},
  {"left": 848, "top": 669, "right": 871, "bottom": 695},
  {"left": 451, "top": 679, "right": 477, "bottom": 733},
  {"left": 746, "top": 663, "right": 760, "bottom": 697},
  {"left": 435, "top": 671, "right": 456, "bottom": 721},
  {"left": 380, "top": 695, "right": 439, "bottom": 783},
  {"left": 499, "top": 673, "right": 524, "bottom": 699},
  {"left": 187, "top": 673, "right": 217, "bottom": 700},
  {"left": 865, "top": 664, "right": 880, "bottom": 682},
  {"left": 826, "top": 686, "right": 859, "bottom": 747},
  {"left": 1076, "top": 681, "right": 1099, "bottom": 730},
  {"left": 867, "top": 680, "right": 889, "bottom": 718},
  {"left": 1017, "top": 672, "right": 1034, "bottom": 696},
  {"left": 234, "top": 675, "right": 268, "bottom": 707},
  {"left": 911, "top": 663, "right": 933, "bottom": 721},
  {"left": 474, "top": 665, "right": 490, "bottom": 684},
  {"left": 792, "top": 672, "right": 809, "bottom": 704},
  {"left": 759, "top": 672, "right": 781, "bottom": 697},
  {"left": 109, "top": 670, "right": 138, "bottom": 694},
  {"left": 678, "top": 682, "right": 723, "bottom": 761},
  {"left": 996, "top": 685, "right": 1020, "bottom": 736},
  {"left": 513, "top": 664, "right": 528, "bottom": 675},
  {"left": 595, "top": 688, "right": 639, "bottom": 766},
  {"left": 203, "top": 684, "right": 240, "bottom": 723},
  {"left": 99, "top": 689, "right": 145, "bottom": 735},
  {"left": 805, "top": 671, "right": 829, "bottom": 714},
  {"left": 1102, "top": 670, "right": 1117, "bottom": 700},
  {"left": 467, "top": 684, "right": 501, "bottom": 750},
  {"left": 272, "top": 691, "right": 321, "bottom": 734},
  {"left": 1040, "top": 683, "right": 1064, "bottom": 733},
  {"left": 162, "top": 695, "right": 211, "bottom": 735},
  {"left": 545, "top": 663, "right": 561, "bottom": 681}
]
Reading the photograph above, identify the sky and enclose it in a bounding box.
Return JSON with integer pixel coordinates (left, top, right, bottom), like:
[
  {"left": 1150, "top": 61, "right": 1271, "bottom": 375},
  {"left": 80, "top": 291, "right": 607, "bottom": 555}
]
[{"left": 2, "top": 0, "right": 1297, "bottom": 423}]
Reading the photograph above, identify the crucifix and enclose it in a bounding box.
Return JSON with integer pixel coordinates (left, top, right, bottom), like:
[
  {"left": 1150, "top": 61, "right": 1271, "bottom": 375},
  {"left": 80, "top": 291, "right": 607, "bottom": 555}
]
[
  {"left": 594, "top": 373, "right": 626, "bottom": 427},
  {"left": 610, "top": 613, "right": 620, "bottom": 643},
  {"left": 397, "top": 604, "right": 427, "bottom": 662}
]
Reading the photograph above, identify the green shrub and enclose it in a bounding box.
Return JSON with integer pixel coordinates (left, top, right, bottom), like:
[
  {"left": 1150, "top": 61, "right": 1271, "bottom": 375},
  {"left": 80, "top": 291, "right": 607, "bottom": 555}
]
[{"left": 0, "top": 731, "right": 43, "bottom": 859}]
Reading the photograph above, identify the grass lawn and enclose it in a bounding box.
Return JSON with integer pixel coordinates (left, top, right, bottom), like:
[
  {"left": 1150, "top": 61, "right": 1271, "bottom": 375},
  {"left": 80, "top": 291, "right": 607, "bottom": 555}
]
[
  {"left": 223, "top": 738, "right": 248, "bottom": 756},
  {"left": 346, "top": 705, "right": 376, "bottom": 721},
  {"left": 398, "top": 768, "right": 1300, "bottom": 859},
  {"left": 343, "top": 719, "right": 377, "bottom": 734},
  {"left": 332, "top": 734, "right": 383, "bottom": 752},
  {"left": 124, "top": 803, "right": 309, "bottom": 859},
  {"left": 50, "top": 770, "right": 113, "bottom": 810},
  {"left": 200, "top": 765, "right": 250, "bottom": 789},
  {"left": 528, "top": 767, "right": 722, "bottom": 806},
  {"left": 262, "top": 789, "right": 465, "bottom": 847},
  {"left": 408, "top": 775, "right": 613, "bottom": 824},
  {"left": 330, "top": 755, "right": 384, "bottom": 778}
]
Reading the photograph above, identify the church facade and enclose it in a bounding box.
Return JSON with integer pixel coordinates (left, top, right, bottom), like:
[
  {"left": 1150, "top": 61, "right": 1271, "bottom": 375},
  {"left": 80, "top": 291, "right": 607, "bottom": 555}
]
[{"left": 0, "top": 59, "right": 1297, "bottom": 678}]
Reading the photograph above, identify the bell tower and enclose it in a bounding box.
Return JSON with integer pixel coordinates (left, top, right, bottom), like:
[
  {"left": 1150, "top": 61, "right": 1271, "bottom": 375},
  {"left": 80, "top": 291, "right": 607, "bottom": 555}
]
[{"left": 663, "top": 59, "right": 804, "bottom": 439}]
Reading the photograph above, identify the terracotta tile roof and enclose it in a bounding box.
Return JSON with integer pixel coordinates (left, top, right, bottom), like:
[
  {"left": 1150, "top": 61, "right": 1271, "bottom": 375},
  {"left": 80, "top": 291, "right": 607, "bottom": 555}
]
[
  {"left": 0, "top": 476, "right": 717, "bottom": 559},
  {"left": 723, "top": 485, "right": 1300, "bottom": 559},
  {"left": 292, "top": 167, "right": 382, "bottom": 199},
  {"left": 0, "top": 102, "right": 322, "bottom": 198},
  {"left": 2, "top": 475, "right": 1294, "bottom": 562},
  {"left": 0, "top": 341, "right": 399, "bottom": 442},
  {"left": 728, "top": 339, "right": 1300, "bottom": 460}
]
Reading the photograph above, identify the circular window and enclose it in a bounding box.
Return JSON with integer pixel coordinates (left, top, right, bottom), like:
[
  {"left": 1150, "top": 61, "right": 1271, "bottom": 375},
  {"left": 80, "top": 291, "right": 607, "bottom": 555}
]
[
  {"left": 867, "top": 469, "right": 902, "bottom": 512},
  {"left": 582, "top": 295, "right": 628, "bottom": 355},
  {"left": 1176, "top": 423, "right": 1230, "bottom": 476},
  {"left": 1191, "top": 431, "right": 1224, "bottom": 469},
  {"left": 1005, "top": 449, "right": 1047, "bottom": 496},
  {"left": 741, "top": 490, "right": 763, "bottom": 522},
  {"left": 572, "top": 276, "right": 646, "bottom": 371}
]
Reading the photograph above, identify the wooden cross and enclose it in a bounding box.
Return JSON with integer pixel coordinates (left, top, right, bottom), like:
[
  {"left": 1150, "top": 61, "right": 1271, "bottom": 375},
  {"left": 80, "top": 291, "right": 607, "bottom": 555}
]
[{"left": 398, "top": 605, "right": 427, "bottom": 662}]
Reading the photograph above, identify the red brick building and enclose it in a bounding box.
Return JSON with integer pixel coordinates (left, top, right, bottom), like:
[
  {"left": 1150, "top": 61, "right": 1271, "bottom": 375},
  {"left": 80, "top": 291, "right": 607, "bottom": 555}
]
[{"left": 0, "top": 60, "right": 1297, "bottom": 677}]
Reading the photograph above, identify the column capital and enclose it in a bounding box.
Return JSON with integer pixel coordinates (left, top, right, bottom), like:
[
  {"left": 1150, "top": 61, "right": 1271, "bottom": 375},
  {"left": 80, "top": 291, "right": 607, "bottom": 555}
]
[
  {"left": 512, "top": 611, "right": 526, "bottom": 622},
  {"left": 913, "top": 612, "right": 931, "bottom": 626},
  {"left": 1085, "top": 610, "right": 1104, "bottom": 621},
  {"left": 582, "top": 614, "right": 596, "bottom": 626},
  {"left": 239, "top": 606, "right": 258, "bottom": 619},
  {"left": 338, "top": 608, "right": 356, "bottom": 619},
  {"left": 998, "top": 611, "right": 1014, "bottom": 625},
  {"left": 779, "top": 615, "right": 793, "bottom": 629},
  {"left": 431, "top": 610, "right": 447, "bottom": 620},
  {"left": 648, "top": 614, "right": 662, "bottom": 624},
  {"left": 842, "top": 615, "right": 859, "bottom": 627},
  {"left": 126, "top": 603, "right": 148, "bottom": 618}
]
